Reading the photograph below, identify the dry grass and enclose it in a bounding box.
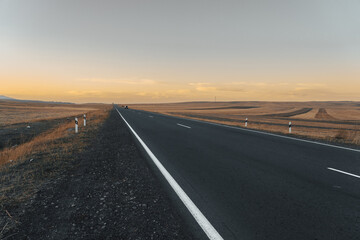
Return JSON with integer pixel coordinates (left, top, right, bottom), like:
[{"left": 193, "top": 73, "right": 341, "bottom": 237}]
[
  {"left": 129, "top": 101, "right": 360, "bottom": 146},
  {"left": 0, "top": 108, "right": 110, "bottom": 166},
  {"left": 0, "top": 100, "right": 108, "bottom": 126},
  {"left": 0, "top": 106, "right": 111, "bottom": 237},
  {"left": 0, "top": 104, "right": 114, "bottom": 236},
  {"left": 0, "top": 122, "right": 73, "bottom": 165},
  {"left": 0, "top": 107, "right": 111, "bottom": 213}
]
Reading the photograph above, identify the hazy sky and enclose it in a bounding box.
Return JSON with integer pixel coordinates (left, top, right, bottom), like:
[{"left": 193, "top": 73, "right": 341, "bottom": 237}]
[{"left": 1, "top": 0, "right": 359, "bottom": 103}]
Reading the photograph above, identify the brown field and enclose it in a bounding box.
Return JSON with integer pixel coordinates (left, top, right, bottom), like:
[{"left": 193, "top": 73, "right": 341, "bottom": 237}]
[
  {"left": 0, "top": 103, "right": 111, "bottom": 166},
  {"left": 129, "top": 101, "right": 360, "bottom": 146},
  {"left": 0, "top": 100, "right": 108, "bottom": 126},
  {"left": 0, "top": 107, "right": 110, "bottom": 235}
]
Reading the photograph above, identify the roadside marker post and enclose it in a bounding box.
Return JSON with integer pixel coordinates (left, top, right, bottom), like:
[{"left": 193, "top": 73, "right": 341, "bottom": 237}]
[
  {"left": 245, "top": 118, "right": 248, "bottom": 127},
  {"left": 289, "top": 122, "right": 292, "bottom": 134},
  {"left": 75, "top": 118, "right": 79, "bottom": 133},
  {"left": 84, "top": 114, "right": 86, "bottom": 127}
]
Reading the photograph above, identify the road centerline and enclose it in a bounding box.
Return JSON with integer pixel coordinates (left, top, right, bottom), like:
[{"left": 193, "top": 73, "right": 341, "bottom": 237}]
[
  {"left": 177, "top": 123, "right": 191, "bottom": 129},
  {"left": 327, "top": 167, "right": 360, "bottom": 179}
]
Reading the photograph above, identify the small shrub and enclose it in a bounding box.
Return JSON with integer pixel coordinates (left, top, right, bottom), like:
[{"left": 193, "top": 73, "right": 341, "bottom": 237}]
[{"left": 335, "top": 130, "right": 348, "bottom": 140}]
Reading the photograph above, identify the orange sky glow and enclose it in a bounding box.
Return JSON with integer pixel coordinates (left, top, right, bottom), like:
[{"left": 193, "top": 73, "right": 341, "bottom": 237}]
[{"left": 1, "top": 1, "right": 359, "bottom": 103}]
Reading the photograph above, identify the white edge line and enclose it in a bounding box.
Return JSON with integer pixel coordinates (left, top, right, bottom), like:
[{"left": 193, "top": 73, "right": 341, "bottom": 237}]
[
  {"left": 115, "top": 108, "right": 223, "bottom": 240},
  {"left": 177, "top": 123, "right": 191, "bottom": 129},
  {"left": 136, "top": 110, "right": 360, "bottom": 153},
  {"left": 327, "top": 167, "right": 360, "bottom": 179}
]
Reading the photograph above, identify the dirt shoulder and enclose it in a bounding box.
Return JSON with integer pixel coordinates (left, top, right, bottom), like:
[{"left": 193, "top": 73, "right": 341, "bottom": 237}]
[{"left": 1, "top": 109, "right": 193, "bottom": 239}]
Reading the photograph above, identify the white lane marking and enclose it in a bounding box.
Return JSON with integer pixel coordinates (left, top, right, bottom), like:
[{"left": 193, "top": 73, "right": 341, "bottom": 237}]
[
  {"left": 138, "top": 111, "right": 360, "bottom": 153},
  {"left": 115, "top": 108, "right": 223, "bottom": 240},
  {"left": 188, "top": 120, "right": 360, "bottom": 153},
  {"left": 327, "top": 167, "right": 360, "bottom": 179},
  {"left": 149, "top": 115, "right": 154, "bottom": 118},
  {"left": 177, "top": 123, "right": 191, "bottom": 129}
]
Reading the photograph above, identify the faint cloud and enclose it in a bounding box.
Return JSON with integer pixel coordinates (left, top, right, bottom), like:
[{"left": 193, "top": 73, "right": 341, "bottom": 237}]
[
  {"left": 217, "top": 86, "right": 245, "bottom": 92},
  {"left": 77, "top": 78, "right": 160, "bottom": 85},
  {"left": 66, "top": 90, "right": 103, "bottom": 96},
  {"left": 136, "top": 89, "right": 191, "bottom": 99},
  {"left": 189, "top": 83, "right": 217, "bottom": 92},
  {"left": 189, "top": 82, "right": 245, "bottom": 92},
  {"left": 293, "top": 83, "right": 327, "bottom": 91},
  {"left": 197, "top": 87, "right": 217, "bottom": 92}
]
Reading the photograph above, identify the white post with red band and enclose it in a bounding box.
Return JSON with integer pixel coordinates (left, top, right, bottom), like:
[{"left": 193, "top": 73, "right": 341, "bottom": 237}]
[
  {"left": 245, "top": 118, "right": 248, "bottom": 127},
  {"left": 84, "top": 114, "right": 86, "bottom": 127},
  {"left": 289, "top": 121, "right": 292, "bottom": 133},
  {"left": 75, "top": 117, "right": 79, "bottom": 133}
]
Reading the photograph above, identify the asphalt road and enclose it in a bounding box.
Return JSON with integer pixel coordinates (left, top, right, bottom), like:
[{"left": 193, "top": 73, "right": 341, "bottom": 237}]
[{"left": 116, "top": 106, "right": 360, "bottom": 240}]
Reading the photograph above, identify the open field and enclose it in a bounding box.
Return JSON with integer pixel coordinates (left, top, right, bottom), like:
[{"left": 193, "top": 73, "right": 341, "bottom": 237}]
[
  {"left": 0, "top": 100, "right": 108, "bottom": 126},
  {"left": 129, "top": 101, "right": 360, "bottom": 146},
  {"left": 0, "top": 107, "right": 111, "bottom": 166},
  {"left": 0, "top": 100, "right": 110, "bottom": 150}
]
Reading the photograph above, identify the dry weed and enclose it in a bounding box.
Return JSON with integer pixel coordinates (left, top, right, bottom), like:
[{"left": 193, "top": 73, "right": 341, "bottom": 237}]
[
  {"left": 0, "top": 107, "right": 111, "bottom": 166},
  {"left": 0, "top": 107, "right": 110, "bottom": 216}
]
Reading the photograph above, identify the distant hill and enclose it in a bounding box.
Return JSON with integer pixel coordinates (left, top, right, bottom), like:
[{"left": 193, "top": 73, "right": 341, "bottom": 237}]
[
  {"left": 0, "top": 95, "right": 72, "bottom": 104},
  {"left": 0, "top": 95, "right": 16, "bottom": 100}
]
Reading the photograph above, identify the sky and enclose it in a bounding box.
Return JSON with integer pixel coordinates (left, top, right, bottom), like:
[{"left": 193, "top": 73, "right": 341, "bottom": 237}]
[{"left": 1, "top": 0, "right": 359, "bottom": 103}]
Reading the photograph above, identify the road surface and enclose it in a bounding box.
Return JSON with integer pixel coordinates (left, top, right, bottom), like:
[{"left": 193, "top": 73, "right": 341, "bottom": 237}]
[{"left": 116, "top": 106, "right": 360, "bottom": 240}]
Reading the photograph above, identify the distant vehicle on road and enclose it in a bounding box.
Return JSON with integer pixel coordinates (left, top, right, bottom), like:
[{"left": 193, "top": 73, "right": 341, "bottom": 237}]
[{"left": 125, "top": 106, "right": 129, "bottom": 109}]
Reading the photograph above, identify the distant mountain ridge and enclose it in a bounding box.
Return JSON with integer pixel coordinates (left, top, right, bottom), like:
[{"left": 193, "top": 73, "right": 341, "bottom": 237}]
[
  {"left": 0, "top": 95, "right": 72, "bottom": 104},
  {"left": 0, "top": 95, "right": 16, "bottom": 100}
]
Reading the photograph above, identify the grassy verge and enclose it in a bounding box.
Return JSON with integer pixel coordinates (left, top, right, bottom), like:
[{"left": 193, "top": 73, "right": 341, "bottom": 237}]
[
  {"left": 130, "top": 102, "right": 360, "bottom": 146},
  {"left": 176, "top": 114, "right": 360, "bottom": 146},
  {"left": 0, "top": 107, "right": 111, "bottom": 237},
  {"left": 134, "top": 109, "right": 360, "bottom": 146}
]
